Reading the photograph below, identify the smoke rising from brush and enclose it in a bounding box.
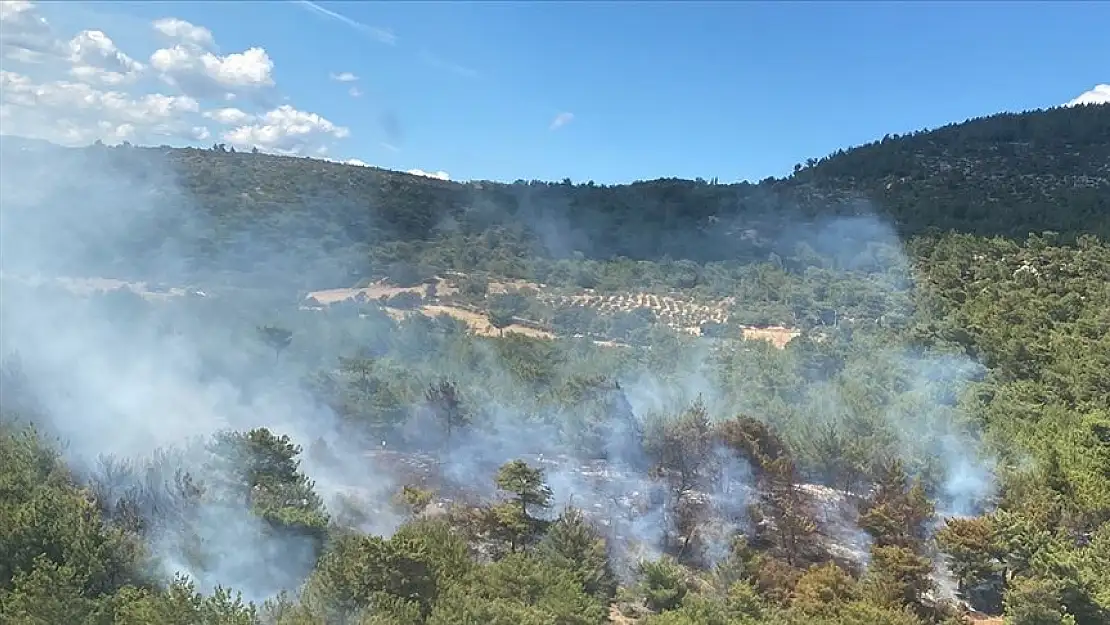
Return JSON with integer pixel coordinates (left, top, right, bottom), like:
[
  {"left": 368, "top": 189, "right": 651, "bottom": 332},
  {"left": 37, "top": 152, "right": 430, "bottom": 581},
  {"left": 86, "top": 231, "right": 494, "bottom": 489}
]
[
  {"left": 0, "top": 141, "right": 998, "bottom": 601},
  {"left": 0, "top": 144, "right": 396, "bottom": 601}
]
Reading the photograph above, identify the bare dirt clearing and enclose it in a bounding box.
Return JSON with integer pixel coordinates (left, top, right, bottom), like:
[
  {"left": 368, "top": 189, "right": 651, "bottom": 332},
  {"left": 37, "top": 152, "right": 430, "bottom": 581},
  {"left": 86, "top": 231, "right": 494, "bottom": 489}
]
[
  {"left": 306, "top": 279, "right": 455, "bottom": 305},
  {"left": 394, "top": 304, "right": 556, "bottom": 340},
  {"left": 1, "top": 273, "right": 194, "bottom": 301},
  {"left": 740, "top": 325, "right": 800, "bottom": 348},
  {"left": 306, "top": 276, "right": 801, "bottom": 349},
  {"left": 304, "top": 275, "right": 542, "bottom": 306},
  {"left": 14, "top": 273, "right": 800, "bottom": 348}
]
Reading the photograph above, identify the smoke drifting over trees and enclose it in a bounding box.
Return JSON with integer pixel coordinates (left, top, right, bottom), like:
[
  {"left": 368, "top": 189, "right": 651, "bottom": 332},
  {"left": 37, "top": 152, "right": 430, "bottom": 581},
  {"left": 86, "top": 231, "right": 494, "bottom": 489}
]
[{"left": 1, "top": 105, "right": 1109, "bottom": 624}]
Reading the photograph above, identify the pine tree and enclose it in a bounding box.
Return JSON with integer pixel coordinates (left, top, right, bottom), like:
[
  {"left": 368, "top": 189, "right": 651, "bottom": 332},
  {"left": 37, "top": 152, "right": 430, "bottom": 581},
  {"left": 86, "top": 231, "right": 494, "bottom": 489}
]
[
  {"left": 424, "top": 379, "right": 468, "bottom": 449},
  {"left": 858, "top": 459, "right": 934, "bottom": 554},
  {"left": 495, "top": 459, "right": 553, "bottom": 518},
  {"left": 537, "top": 507, "right": 618, "bottom": 602}
]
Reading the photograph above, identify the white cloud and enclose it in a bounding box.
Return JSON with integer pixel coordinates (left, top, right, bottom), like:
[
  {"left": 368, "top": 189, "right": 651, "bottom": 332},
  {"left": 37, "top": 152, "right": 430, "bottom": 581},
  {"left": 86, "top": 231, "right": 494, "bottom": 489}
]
[
  {"left": 203, "top": 107, "right": 254, "bottom": 125},
  {"left": 549, "top": 111, "right": 574, "bottom": 131},
  {"left": 0, "top": 2, "right": 351, "bottom": 156},
  {"left": 407, "top": 168, "right": 450, "bottom": 181},
  {"left": 348, "top": 86, "right": 362, "bottom": 98},
  {"left": 0, "top": 69, "right": 200, "bottom": 145},
  {"left": 223, "top": 104, "right": 349, "bottom": 155},
  {"left": 148, "top": 17, "right": 269, "bottom": 99},
  {"left": 66, "top": 29, "right": 144, "bottom": 85},
  {"left": 150, "top": 45, "right": 274, "bottom": 96},
  {"left": 0, "top": 1, "right": 34, "bottom": 21},
  {"left": 152, "top": 17, "right": 215, "bottom": 49},
  {"left": 329, "top": 71, "right": 358, "bottom": 82},
  {"left": 319, "top": 155, "right": 372, "bottom": 167},
  {"left": 68, "top": 65, "right": 135, "bottom": 86},
  {"left": 1066, "top": 84, "right": 1110, "bottom": 107},
  {"left": 67, "top": 30, "right": 142, "bottom": 73},
  {"left": 1, "top": 70, "right": 199, "bottom": 122},
  {"left": 0, "top": 0, "right": 61, "bottom": 63}
]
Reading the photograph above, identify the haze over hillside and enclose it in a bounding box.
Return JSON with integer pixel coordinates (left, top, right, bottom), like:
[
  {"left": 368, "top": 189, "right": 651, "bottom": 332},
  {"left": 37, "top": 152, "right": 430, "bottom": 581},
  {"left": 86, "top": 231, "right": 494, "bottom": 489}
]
[
  {"left": 1, "top": 102, "right": 1108, "bottom": 625},
  {"left": 5, "top": 104, "right": 1108, "bottom": 282}
]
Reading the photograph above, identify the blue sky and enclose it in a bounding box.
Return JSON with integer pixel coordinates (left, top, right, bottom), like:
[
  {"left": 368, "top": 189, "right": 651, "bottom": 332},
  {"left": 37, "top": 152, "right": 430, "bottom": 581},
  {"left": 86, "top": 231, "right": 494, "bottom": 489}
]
[{"left": 4, "top": 1, "right": 1107, "bottom": 184}]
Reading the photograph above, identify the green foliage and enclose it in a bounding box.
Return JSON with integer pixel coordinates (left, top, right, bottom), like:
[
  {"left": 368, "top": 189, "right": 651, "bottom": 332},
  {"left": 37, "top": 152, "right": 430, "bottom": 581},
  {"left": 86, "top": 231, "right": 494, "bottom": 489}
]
[
  {"left": 791, "top": 562, "right": 859, "bottom": 616},
  {"left": 536, "top": 507, "right": 618, "bottom": 603},
  {"left": 487, "top": 292, "right": 527, "bottom": 334},
  {"left": 1, "top": 555, "right": 107, "bottom": 625},
  {"left": 494, "top": 459, "right": 553, "bottom": 517},
  {"left": 863, "top": 545, "right": 935, "bottom": 613},
  {"left": 935, "top": 516, "right": 1006, "bottom": 612},
  {"left": 4, "top": 226, "right": 1108, "bottom": 622},
  {"left": 391, "top": 519, "right": 473, "bottom": 589},
  {"left": 424, "top": 380, "right": 469, "bottom": 448},
  {"left": 304, "top": 532, "right": 438, "bottom": 618},
  {"left": 0, "top": 425, "right": 260, "bottom": 625},
  {"left": 0, "top": 425, "right": 143, "bottom": 604},
  {"left": 388, "top": 291, "right": 424, "bottom": 310},
  {"left": 110, "top": 578, "right": 258, "bottom": 625},
  {"left": 1003, "top": 576, "right": 1077, "bottom": 625},
  {"left": 15, "top": 105, "right": 1107, "bottom": 283},
  {"left": 206, "top": 428, "right": 328, "bottom": 534},
  {"left": 858, "top": 460, "right": 935, "bottom": 553},
  {"left": 426, "top": 553, "right": 608, "bottom": 625},
  {"left": 257, "top": 325, "right": 293, "bottom": 361},
  {"left": 810, "top": 600, "right": 928, "bottom": 625},
  {"left": 637, "top": 557, "right": 689, "bottom": 613},
  {"left": 4, "top": 105, "right": 1110, "bottom": 624},
  {"left": 395, "top": 485, "right": 435, "bottom": 516}
]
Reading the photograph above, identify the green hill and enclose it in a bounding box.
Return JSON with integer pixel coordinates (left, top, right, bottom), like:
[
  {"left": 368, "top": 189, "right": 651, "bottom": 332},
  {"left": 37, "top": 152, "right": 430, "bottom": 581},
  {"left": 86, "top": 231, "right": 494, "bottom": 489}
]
[
  {"left": 1, "top": 106, "right": 1109, "bottom": 625},
  {"left": 2, "top": 104, "right": 1107, "bottom": 282}
]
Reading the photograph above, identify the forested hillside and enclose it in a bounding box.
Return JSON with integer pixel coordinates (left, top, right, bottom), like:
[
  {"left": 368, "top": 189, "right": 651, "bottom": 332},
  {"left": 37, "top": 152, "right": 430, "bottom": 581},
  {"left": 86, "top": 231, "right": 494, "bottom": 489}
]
[
  {"left": 2, "top": 103, "right": 1108, "bottom": 283},
  {"left": 0, "top": 104, "right": 1108, "bottom": 625}
]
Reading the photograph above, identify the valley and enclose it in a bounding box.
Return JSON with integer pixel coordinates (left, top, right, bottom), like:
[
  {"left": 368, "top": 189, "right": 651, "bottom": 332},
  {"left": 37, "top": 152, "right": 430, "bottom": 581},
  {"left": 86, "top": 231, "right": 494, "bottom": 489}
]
[{"left": 1, "top": 103, "right": 1108, "bottom": 625}]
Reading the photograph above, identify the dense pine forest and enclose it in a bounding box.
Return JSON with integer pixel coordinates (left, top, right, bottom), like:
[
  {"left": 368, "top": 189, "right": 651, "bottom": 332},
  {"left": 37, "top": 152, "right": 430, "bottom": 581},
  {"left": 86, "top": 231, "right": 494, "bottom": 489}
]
[{"left": 0, "top": 104, "right": 1108, "bottom": 625}]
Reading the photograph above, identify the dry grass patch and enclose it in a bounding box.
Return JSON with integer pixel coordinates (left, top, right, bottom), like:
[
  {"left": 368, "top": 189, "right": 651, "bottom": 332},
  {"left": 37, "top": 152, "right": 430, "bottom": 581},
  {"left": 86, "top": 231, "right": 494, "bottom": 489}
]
[
  {"left": 740, "top": 325, "right": 801, "bottom": 348},
  {"left": 2, "top": 274, "right": 188, "bottom": 301},
  {"left": 308, "top": 276, "right": 800, "bottom": 349},
  {"left": 608, "top": 604, "right": 640, "bottom": 624},
  {"left": 307, "top": 277, "right": 457, "bottom": 305},
  {"left": 416, "top": 304, "right": 555, "bottom": 339}
]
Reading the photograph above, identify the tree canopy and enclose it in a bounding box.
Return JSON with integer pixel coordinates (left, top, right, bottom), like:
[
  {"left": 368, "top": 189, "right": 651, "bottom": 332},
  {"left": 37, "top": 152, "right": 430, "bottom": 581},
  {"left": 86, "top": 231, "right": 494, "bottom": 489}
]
[{"left": 1, "top": 103, "right": 1109, "bottom": 624}]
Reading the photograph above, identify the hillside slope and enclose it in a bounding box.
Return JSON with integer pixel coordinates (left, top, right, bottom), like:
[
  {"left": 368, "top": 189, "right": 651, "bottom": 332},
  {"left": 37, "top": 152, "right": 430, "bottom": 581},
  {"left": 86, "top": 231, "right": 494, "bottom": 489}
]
[
  {"left": 2, "top": 107, "right": 1109, "bottom": 625},
  {"left": 1, "top": 104, "right": 1107, "bottom": 282},
  {"left": 791, "top": 105, "right": 1110, "bottom": 237}
]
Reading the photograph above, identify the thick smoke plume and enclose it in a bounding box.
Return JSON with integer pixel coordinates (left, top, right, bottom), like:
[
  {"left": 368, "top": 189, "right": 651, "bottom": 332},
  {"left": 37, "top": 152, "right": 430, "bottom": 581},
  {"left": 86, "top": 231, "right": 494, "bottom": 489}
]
[
  {"left": 0, "top": 141, "right": 998, "bottom": 603},
  {"left": 0, "top": 144, "right": 399, "bottom": 601}
]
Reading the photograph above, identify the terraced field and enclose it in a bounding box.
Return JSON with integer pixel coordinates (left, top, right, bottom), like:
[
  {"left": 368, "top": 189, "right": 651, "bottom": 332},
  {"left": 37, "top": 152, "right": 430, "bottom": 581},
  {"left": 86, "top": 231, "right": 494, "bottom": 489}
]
[
  {"left": 540, "top": 291, "right": 731, "bottom": 330},
  {"left": 304, "top": 276, "right": 800, "bottom": 348}
]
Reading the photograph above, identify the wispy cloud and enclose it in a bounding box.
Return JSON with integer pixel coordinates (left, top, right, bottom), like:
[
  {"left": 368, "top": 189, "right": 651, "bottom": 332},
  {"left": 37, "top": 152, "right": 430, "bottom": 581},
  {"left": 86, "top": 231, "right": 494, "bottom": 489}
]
[
  {"left": 549, "top": 111, "right": 574, "bottom": 131},
  {"left": 419, "top": 49, "right": 478, "bottom": 79},
  {"left": 293, "top": 1, "right": 397, "bottom": 45},
  {"left": 329, "top": 71, "right": 358, "bottom": 82},
  {"left": 348, "top": 86, "right": 362, "bottom": 98},
  {"left": 380, "top": 141, "right": 400, "bottom": 153}
]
